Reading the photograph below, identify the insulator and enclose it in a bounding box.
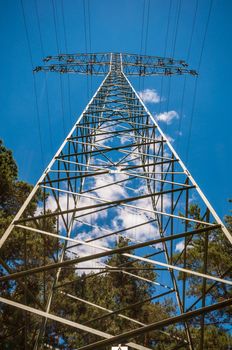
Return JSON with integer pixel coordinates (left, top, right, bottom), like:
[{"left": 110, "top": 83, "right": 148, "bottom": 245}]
[
  {"left": 43, "top": 56, "right": 52, "bottom": 62},
  {"left": 33, "top": 66, "right": 42, "bottom": 72}
]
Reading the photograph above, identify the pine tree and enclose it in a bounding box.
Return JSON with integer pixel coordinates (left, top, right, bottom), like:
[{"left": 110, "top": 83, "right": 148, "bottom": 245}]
[
  {"left": 0, "top": 140, "right": 59, "bottom": 348},
  {"left": 176, "top": 203, "right": 232, "bottom": 349}
]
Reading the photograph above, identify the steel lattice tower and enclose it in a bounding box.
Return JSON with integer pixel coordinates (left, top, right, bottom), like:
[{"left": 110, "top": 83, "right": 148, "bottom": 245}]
[{"left": 0, "top": 53, "right": 232, "bottom": 350}]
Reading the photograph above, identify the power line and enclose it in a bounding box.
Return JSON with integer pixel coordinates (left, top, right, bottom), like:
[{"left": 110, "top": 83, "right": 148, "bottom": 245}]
[
  {"left": 186, "top": 0, "right": 199, "bottom": 62},
  {"left": 83, "top": 0, "right": 90, "bottom": 101},
  {"left": 87, "top": 0, "right": 92, "bottom": 51},
  {"left": 87, "top": 0, "right": 93, "bottom": 96},
  {"left": 140, "top": 0, "right": 150, "bottom": 92},
  {"left": 158, "top": 0, "right": 172, "bottom": 116},
  {"left": 61, "top": 0, "right": 68, "bottom": 52},
  {"left": 138, "top": 0, "right": 146, "bottom": 92},
  {"left": 144, "top": 0, "right": 150, "bottom": 55},
  {"left": 35, "top": 0, "right": 54, "bottom": 154},
  {"left": 51, "top": 0, "right": 60, "bottom": 54},
  {"left": 51, "top": 0, "right": 66, "bottom": 138},
  {"left": 139, "top": 0, "right": 146, "bottom": 55},
  {"left": 172, "top": 0, "right": 182, "bottom": 58},
  {"left": 164, "top": 0, "right": 172, "bottom": 58},
  {"left": 83, "top": 0, "right": 88, "bottom": 52},
  {"left": 186, "top": 0, "right": 214, "bottom": 164},
  {"left": 61, "top": 0, "right": 73, "bottom": 126},
  {"left": 176, "top": 0, "right": 199, "bottom": 152},
  {"left": 20, "top": 0, "right": 45, "bottom": 169},
  {"left": 164, "top": 0, "right": 182, "bottom": 134}
]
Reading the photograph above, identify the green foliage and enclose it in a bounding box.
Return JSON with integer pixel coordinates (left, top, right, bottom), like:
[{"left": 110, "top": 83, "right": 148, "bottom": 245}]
[
  {"left": 0, "top": 140, "right": 18, "bottom": 213},
  {"left": 175, "top": 203, "right": 232, "bottom": 348},
  {"left": 0, "top": 140, "right": 59, "bottom": 348},
  {"left": 177, "top": 203, "right": 232, "bottom": 302}
]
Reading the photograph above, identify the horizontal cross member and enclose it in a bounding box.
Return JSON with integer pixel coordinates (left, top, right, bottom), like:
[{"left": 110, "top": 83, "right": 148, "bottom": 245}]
[
  {"left": 33, "top": 52, "right": 198, "bottom": 76},
  {"left": 0, "top": 224, "right": 224, "bottom": 284},
  {"left": 77, "top": 298, "right": 232, "bottom": 350},
  {"left": 15, "top": 185, "right": 196, "bottom": 224}
]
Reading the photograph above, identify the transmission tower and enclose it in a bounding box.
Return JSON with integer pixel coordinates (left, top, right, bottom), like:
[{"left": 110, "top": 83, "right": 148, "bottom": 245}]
[{"left": 0, "top": 52, "right": 232, "bottom": 350}]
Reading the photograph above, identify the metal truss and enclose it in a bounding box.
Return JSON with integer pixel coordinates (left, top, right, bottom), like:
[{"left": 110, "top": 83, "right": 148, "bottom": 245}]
[
  {"left": 0, "top": 53, "right": 231, "bottom": 350},
  {"left": 33, "top": 52, "right": 197, "bottom": 76}
]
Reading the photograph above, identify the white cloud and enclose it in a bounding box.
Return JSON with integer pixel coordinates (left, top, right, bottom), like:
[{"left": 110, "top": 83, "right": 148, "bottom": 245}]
[
  {"left": 175, "top": 240, "right": 194, "bottom": 253},
  {"left": 76, "top": 195, "right": 108, "bottom": 223},
  {"left": 94, "top": 124, "right": 115, "bottom": 147},
  {"left": 120, "top": 133, "right": 134, "bottom": 145},
  {"left": 67, "top": 227, "right": 111, "bottom": 275},
  {"left": 175, "top": 240, "right": 185, "bottom": 252},
  {"left": 36, "top": 193, "right": 77, "bottom": 231},
  {"left": 155, "top": 110, "right": 179, "bottom": 125},
  {"left": 155, "top": 194, "right": 171, "bottom": 212},
  {"left": 139, "top": 88, "right": 162, "bottom": 104},
  {"left": 114, "top": 207, "right": 159, "bottom": 242},
  {"left": 93, "top": 173, "right": 128, "bottom": 201}
]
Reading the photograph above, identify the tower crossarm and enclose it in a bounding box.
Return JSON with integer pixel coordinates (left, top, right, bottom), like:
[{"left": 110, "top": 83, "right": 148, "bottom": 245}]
[{"left": 33, "top": 52, "right": 198, "bottom": 76}]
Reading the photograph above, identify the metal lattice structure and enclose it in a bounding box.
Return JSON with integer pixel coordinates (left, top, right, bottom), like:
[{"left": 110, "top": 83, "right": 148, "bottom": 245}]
[{"left": 0, "top": 53, "right": 232, "bottom": 350}]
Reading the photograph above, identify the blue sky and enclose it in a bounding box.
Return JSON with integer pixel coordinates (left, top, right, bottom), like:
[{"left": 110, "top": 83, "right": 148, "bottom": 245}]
[{"left": 0, "top": 0, "right": 232, "bottom": 219}]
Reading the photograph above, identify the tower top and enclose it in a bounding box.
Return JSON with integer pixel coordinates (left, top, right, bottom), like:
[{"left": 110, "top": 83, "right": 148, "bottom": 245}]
[{"left": 34, "top": 52, "right": 198, "bottom": 76}]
